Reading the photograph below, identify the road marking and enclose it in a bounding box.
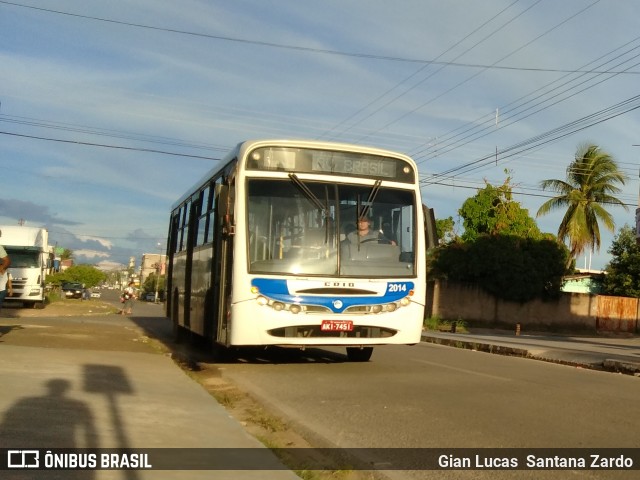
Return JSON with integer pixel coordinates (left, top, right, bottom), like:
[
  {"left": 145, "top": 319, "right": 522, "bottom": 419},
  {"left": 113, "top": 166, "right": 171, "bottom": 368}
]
[{"left": 411, "top": 358, "right": 513, "bottom": 381}]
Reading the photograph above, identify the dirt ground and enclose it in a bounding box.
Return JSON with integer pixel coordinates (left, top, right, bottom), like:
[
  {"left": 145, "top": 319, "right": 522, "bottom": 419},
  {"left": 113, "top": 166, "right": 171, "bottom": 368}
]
[
  {"left": 2, "top": 298, "right": 118, "bottom": 318},
  {"left": 0, "top": 300, "right": 381, "bottom": 480}
]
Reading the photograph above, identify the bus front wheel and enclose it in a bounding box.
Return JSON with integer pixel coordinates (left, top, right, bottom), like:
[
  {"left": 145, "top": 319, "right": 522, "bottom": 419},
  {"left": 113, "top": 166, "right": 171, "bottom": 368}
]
[{"left": 346, "top": 347, "right": 373, "bottom": 362}]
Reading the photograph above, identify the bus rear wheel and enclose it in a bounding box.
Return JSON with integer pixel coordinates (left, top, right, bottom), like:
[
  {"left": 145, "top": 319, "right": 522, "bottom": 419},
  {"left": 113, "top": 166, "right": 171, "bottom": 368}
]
[{"left": 346, "top": 347, "right": 373, "bottom": 362}]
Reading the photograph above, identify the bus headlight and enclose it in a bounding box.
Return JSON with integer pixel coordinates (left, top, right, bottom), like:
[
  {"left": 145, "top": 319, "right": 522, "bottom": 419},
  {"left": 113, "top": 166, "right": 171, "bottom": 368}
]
[
  {"left": 371, "top": 305, "right": 383, "bottom": 314},
  {"left": 384, "top": 303, "right": 397, "bottom": 312},
  {"left": 272, "top": 302, "right": 285, "bottom": 311},
  {"left": 400, "top": 297, "right": 410, "bottom": 307},
  {"left": 256, "top": 295, "right": 268, "bottom": 306},
  {"left": 290, "top": 304, "right": 302, "bottom": 314}
]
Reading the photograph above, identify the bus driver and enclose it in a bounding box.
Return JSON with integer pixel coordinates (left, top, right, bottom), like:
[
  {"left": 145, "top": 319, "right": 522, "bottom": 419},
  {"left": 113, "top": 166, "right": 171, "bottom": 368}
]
[{"left": 347, "top": 216, "right": 396, "bottom": 245}]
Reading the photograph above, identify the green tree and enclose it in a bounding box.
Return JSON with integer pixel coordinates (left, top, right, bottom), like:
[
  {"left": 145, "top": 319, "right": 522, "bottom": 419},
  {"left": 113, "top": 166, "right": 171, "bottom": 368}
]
[
  {"left": 46, "top": 264, "right": 107, "bottom": 288},
  {"left": 603, "top": 225, "right": 640, "bottom": 297},
  {"left": 142, "top": 273, "right": 165, "bottom": 294},
  {"left": 537, "top": 144, "right": 628, "bottom": 264},
  {"left": 459, "top": 175, "right": 542, "bottom": 242},
  {"left": 429, "top": 175, "right": 570, "bottom": 302},
  {"left": 435, "top": 216, "right": 457, "bottom": 243}
]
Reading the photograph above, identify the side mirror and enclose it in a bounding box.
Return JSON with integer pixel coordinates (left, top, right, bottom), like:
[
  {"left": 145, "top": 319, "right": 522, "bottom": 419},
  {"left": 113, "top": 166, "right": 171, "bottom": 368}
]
[{"left": 423, "top": 205, "right": 439, "bottom": 250}]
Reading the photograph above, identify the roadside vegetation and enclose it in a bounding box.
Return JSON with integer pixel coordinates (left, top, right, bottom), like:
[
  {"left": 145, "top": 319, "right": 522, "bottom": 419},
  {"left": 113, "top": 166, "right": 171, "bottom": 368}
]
[
  {"left": 428, "top": 143, "right": 633, "bottom": 303},
  {"left": 424, "top": 315, "right": 468, "bottom": 333},
  {"left": 46, "top": 264, "right": 107, "bottom": 290},
  {"left": 428, "top": 173, "right": 571, "bottom": 302},
  {"left": 602, "top": 224, "right": 640, "bottom": 297}
]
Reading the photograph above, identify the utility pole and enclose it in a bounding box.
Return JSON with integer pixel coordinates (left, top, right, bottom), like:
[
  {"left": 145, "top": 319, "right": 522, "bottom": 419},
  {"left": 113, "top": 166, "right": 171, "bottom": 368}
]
[{"left": 634, "top": 145, "right": 640, "bottom": 245}]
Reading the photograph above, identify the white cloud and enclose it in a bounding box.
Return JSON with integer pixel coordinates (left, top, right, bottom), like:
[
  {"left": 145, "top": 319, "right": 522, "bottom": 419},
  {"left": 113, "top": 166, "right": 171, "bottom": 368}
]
[
  {"left": 77, "top": 235, "right": 114, "bottom": 250},
  {"left": 73, "top": 249, "right": 111, "bottom": 260}
]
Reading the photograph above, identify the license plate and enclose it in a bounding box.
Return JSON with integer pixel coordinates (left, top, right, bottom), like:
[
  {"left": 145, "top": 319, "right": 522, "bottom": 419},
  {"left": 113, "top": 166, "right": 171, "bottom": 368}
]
[{"left": 320, "top": 320, "right": 353, "bottom": 332}]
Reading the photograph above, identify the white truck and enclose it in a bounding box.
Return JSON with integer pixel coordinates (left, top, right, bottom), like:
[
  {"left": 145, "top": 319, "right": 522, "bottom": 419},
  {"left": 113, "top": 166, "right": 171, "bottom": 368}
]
[{"left": 2, "top": 226, "right": 53, "bottom": 308}]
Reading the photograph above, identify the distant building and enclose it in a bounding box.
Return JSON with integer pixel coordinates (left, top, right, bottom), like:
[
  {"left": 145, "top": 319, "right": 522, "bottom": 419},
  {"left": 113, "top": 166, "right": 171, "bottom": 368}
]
[
  {"left": 140, "top": 253, "right": 166, "bottom": 287},
  {"left": 59, "top": 259, "right": 73, "bottom": 271}
]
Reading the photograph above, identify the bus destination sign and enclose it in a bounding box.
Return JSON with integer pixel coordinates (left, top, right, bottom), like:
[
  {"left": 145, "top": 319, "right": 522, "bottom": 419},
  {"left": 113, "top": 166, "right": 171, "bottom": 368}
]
[
  {"left": 311, "top": 152, "right": 397, "bottom": 179},
  {"left": 247, "top": 146, "right": 415, "bottom": 183}
]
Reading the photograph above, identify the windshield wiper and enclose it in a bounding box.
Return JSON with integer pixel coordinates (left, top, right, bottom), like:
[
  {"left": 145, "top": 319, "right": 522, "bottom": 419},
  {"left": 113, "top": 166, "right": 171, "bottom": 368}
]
[
  {"left": 288, "top": 173, "right": 332, "bottom": 244},
  {"left": 289, "top": 173, "right": 327, "bottom": 213},
  {"left": 358, "top": 179, "right": 382, "bottom": 219},
  {"left": 355, "top": 179, "right": 382, "bottom": 250}
]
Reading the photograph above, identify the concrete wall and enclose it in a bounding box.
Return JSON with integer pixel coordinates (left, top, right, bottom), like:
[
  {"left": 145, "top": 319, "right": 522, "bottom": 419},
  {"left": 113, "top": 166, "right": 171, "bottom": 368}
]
[{"left": 426, "top": 280, "right": 610, "bottom": 331}]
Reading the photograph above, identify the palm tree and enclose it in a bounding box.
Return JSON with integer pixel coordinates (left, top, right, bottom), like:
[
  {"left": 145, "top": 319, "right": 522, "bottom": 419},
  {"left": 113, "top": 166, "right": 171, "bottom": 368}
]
[{"left": 537, "top": 144, "right": 628, "bottom": 264}]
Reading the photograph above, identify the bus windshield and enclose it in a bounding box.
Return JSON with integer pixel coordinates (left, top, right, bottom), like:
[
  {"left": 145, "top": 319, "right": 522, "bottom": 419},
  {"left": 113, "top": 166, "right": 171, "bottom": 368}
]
[{"left": 247, "top": 179, "right": 416, "bottom": 277}]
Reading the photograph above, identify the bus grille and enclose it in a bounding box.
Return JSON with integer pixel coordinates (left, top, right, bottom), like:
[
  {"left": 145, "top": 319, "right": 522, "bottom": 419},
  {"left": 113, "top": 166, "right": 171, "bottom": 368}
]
[{"left": 267, "top": 325, "right": 397, "bottom": 339}]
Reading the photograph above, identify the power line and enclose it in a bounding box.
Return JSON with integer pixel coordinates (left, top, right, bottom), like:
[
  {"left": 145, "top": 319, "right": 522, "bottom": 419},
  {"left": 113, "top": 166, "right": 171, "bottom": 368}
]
[
  {"left": 317, "top": 0, "right": 526, "bottom": 141},
  {"left": 427, "top": 180, "right": 637, "bottom": 207},
  {"left": 420, "top": 93, "right": 640, "bottom": 186},
  {"left": 413, "top": 38, "right": 640, "bottom": 162},
  {"left": 0, "top": 114, "right": 230, "bottom": 153},
  {"left": 354, "top": 0, "right": 603, "bottom": 145},
  {"left": 0, "top": 130, "right": 224, "bottom": 161},
  {"left": 2, "top": 0, "right": 639, "bottom": 75}
]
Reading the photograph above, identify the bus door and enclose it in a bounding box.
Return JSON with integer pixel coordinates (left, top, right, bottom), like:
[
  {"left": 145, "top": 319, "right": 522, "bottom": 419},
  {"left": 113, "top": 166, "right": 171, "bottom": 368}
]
[
  {"left": 211, "top": 180, "right": 235, "bottom": 346},
  {"left": 169, "top": 202, "right": 193, "bottom": 334},
  {"left": 166, "top": 213, "right": 179, "bottom": 320},
  {"left": 182, "top": 197, "right": 199, "bottom": 331}
]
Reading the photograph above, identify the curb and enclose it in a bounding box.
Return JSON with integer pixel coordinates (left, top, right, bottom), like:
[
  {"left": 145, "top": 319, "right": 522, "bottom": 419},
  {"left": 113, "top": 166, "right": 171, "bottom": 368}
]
[
  {"left": 421, "top": 334, "right": 640, "bottom": 377},
  {"left": 421, "top": 334, "right": 530, "bottom": 358},
  {"left": 603, "top": 359, "right": 640, "bottom": 376}
]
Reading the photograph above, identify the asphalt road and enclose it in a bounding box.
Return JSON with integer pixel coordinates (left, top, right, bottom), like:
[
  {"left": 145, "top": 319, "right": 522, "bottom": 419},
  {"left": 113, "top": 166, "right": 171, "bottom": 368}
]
[{"left": 216, "top": 340, "right": 640, "bottom": 479}]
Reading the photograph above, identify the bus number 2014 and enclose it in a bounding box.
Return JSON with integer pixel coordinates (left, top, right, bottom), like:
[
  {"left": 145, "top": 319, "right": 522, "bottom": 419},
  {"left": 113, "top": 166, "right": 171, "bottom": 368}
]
[{"left": 387, "top": 283, "right": 407, "bottom": 293}]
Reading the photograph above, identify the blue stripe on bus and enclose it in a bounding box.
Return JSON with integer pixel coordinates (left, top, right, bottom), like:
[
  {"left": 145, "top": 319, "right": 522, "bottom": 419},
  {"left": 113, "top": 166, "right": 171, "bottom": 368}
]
[{"left": 251, "top": 278, "right": 414, "bottom": 314}]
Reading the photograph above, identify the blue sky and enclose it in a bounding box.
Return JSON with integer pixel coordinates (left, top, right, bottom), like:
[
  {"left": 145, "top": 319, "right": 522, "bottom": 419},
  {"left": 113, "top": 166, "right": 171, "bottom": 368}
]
[{"left": 1, "top": 0, "right": 639, "bottom": 270}]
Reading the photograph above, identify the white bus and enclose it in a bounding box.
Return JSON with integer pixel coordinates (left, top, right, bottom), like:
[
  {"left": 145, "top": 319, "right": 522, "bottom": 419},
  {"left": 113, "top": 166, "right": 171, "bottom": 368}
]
[{"left": 166, "top": 139, "right": 435, "bottom": 361}]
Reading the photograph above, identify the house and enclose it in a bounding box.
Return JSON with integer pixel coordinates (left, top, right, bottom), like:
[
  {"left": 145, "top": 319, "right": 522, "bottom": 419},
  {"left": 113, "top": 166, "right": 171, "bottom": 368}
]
[{"left": 561, "top": 269, "right": 605, "bottom": 294}]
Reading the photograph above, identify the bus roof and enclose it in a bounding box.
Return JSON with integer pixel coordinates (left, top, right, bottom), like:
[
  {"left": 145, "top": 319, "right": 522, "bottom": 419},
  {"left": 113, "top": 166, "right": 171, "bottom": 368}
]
[{"left": 171, "top": 139, "right": 417, "bottom": 211}]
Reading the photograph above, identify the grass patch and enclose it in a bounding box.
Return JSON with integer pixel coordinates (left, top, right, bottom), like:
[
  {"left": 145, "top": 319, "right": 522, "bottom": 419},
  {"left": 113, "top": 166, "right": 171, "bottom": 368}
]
[
  {"left": 247, "top": 407, "right": 287, "bottom": 433},
  {"left": 424, "top": 315, "right": 468, "bottom": 333},
  {"left": 212, "top": 391, "right": 243, "bottom": 408}
]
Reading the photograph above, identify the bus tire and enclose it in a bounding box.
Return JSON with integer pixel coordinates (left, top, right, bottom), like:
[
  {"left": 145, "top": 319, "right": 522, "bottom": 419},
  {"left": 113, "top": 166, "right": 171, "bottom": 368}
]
[
  {"left": 346, "top": 347, "right": 373, "bottom": 362},
  {"left": 211, "top": 343, "right": 231, "bottom": 362}
]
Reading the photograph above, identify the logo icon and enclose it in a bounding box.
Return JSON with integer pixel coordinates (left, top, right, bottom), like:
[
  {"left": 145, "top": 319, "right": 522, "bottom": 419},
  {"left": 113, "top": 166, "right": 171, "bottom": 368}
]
[{"left": 8, "top": 450, "right": 40, "bottom": 468}]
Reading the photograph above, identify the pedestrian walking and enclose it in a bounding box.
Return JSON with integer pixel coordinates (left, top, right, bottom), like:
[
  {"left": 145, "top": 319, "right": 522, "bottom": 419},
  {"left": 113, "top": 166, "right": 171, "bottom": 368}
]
[
  {"left": 0, "top": 269, "right": 13, "bottom": 316},
  {"left": 121, "top": 281, "right": 137, "bottom": 316},
  {"left": 0, "top": 229, "right": 11, "bottom": 273}
]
